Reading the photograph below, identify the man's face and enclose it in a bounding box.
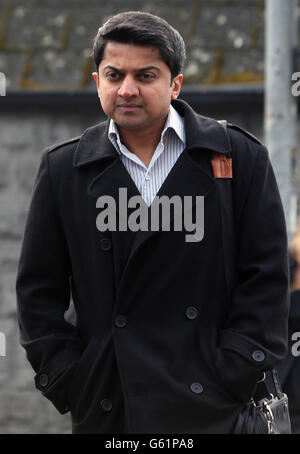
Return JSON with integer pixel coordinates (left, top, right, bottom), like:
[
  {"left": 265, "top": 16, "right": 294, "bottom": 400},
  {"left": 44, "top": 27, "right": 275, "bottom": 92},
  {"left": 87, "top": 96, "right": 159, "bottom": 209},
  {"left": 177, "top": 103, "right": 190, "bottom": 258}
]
[{"left": 93, "top": 41, "right": 183, "bottom": 132}]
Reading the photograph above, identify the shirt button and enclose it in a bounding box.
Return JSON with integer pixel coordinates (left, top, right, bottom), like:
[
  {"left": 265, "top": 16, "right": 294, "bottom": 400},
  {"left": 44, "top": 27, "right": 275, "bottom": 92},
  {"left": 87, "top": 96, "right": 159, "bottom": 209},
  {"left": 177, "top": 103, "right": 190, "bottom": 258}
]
[
  {"left": 145, "top": 174, "right": 150, "bottom": 181},
  {"left": 186, "top": 306, "right": 198, "bottom": 320},
  {"left": 114, "top": 314, "right": 127, "bottom": 328},
  {"left": 191, "top": 383, "right": 203, "bottom": 394},
  {"left": 252, "top": 350, "right": 265, "bottom": 362},
  {"left": 39, "top": 373, "right": 49, "bottom": 387},
  {"left": 100, "top": 238, "right": 111, "bottom": 251},
  {"left": 100, "top": 398, "right": 112, "bottom": 412}
]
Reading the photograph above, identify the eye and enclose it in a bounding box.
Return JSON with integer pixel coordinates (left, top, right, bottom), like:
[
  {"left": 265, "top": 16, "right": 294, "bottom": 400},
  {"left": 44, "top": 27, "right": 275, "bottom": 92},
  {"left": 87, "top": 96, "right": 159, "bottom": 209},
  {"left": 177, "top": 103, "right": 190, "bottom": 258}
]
[
  {"left": 105, "top": 72, "right": 121, "bottom": 80},
  {"left": 138, "top": 73, "right": 156, "bottom": 81}
]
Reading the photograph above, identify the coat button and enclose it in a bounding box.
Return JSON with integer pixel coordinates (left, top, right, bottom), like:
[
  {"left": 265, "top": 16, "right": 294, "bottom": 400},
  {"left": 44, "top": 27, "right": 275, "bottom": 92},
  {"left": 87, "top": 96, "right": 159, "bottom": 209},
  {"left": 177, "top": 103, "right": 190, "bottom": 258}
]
[
  {"left": 252, "top": 350, "right": 265, "bottom": 362},
  {"left": 114, "top": 314, "right": 127, "bottom": 328},
  {"left": 100, "top": 398, "right": 112, "bottom": 412},
  {"left": 191, "top": 382, "right": 203, "bottom": 394},
  {"left": 100, "top": 238, "right": 111, "bottom": 251},
  {"left": 186, "top": 306, "right": 198, "bottom": 320},
  {"left": 39, "top": 373, "right": 49, "bottom": 387}
]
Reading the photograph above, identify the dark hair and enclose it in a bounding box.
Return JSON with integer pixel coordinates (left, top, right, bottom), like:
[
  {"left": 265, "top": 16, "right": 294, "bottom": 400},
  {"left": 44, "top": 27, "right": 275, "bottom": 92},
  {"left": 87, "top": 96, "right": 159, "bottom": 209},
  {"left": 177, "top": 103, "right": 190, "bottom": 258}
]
[{"left": 93, "top": 11, "right": 186, "bottom": 80}]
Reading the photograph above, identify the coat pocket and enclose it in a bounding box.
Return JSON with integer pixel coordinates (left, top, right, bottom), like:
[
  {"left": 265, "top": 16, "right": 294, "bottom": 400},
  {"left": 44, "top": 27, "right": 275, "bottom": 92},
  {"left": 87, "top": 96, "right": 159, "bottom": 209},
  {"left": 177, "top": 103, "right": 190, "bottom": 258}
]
[
  {"left": 214, "top": 347, "right": 261, "bottom": 403},
  {"left": 67, "top": 337, "right": 102, "bottom": 419},
  {"left": 197, "top": 326, "right": 260, "bottom": 404}
]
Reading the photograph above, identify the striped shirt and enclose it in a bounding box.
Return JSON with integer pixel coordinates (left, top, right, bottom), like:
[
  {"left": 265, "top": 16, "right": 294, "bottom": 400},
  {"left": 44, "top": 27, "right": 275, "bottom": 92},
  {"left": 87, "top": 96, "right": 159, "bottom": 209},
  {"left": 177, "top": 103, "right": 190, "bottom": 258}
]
[{"left": 108, "top": 105, "right": 186, "bottom": 206}]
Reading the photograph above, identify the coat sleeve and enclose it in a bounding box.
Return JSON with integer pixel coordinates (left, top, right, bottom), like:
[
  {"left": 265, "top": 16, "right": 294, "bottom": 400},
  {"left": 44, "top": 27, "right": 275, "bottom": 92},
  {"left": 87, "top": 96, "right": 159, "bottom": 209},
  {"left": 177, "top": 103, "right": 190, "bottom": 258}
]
[
  {"left": 16, "top": 149, "right": 83, "bottom": 414},
  {"left": 216, "top": 139, "right": 290, "bottom": 402}
]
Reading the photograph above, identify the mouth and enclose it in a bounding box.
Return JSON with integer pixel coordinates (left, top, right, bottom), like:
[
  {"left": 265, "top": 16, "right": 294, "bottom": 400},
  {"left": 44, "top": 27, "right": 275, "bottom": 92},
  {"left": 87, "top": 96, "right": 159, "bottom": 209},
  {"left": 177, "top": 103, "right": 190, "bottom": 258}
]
[{"left": 117, "top": 104, "right": 142, "bottom": 111}]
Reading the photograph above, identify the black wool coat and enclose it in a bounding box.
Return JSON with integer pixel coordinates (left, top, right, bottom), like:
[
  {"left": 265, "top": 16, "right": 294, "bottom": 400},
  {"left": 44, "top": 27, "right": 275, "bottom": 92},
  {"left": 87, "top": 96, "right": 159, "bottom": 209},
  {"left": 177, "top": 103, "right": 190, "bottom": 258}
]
[{"left": 16, "top": 99, "right": 289, "bottom": 434}]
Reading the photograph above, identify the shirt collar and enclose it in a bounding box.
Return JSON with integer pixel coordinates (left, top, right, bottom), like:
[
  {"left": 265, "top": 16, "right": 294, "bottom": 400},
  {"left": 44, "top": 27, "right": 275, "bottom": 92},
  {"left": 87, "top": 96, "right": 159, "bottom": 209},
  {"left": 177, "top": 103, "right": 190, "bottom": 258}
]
[
  {"left": 108, "top": 104, "right": 186, "bottom": 153},
  {"left": 73, "top": 99, "right": 232, "bottom": 168}
]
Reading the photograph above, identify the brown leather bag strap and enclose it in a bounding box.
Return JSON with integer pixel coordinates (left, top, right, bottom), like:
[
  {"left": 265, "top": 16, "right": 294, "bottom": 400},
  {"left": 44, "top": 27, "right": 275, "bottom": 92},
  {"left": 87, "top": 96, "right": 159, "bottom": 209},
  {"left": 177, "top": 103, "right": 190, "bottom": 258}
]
[{"left": 211, "top": 120, "right": 233, "bottom": 179}]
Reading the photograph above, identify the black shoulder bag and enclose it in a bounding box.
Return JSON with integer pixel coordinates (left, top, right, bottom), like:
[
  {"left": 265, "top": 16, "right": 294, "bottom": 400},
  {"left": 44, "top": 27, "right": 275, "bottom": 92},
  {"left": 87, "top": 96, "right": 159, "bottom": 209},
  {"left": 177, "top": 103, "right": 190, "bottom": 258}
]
[
  {"left": 233, "top": 369, "right": 291, "bottom": 434},
  {"left": 215, "top": 120, "right": 292, "bottom": 434}
]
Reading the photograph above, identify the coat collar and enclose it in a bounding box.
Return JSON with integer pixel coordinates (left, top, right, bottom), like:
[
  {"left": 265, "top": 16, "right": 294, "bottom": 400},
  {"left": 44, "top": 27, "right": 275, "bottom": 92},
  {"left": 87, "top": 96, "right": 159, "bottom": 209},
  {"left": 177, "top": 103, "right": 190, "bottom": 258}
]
[{"left": 73, "top": 99, "right": 231, "bottom": 168}]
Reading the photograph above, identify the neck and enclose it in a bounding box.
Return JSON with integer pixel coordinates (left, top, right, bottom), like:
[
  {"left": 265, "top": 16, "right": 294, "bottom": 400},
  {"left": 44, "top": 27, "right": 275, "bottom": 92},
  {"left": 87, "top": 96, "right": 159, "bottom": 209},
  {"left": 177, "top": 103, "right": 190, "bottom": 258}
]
[{"left": 117, "top": 116, "right": 167, "bottom": 167}]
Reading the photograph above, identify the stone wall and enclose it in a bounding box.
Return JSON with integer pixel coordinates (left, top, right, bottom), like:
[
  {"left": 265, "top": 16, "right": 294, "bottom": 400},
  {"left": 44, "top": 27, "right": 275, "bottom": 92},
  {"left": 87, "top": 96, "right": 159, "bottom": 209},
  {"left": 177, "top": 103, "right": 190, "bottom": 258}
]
[
  {"left": 0, "top": 111, "right": 97, "bottom": 433},
  {"left": 0, "top": 0, "right": 266, "bottom": 91}
]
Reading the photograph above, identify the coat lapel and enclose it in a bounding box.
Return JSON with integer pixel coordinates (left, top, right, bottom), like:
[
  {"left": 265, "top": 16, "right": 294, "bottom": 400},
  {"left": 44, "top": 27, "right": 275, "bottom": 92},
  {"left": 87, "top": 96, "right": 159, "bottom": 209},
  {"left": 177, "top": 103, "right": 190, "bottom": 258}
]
[
  {"left": 127, "top": 99, "right": 232, "bottom": 259},
  {"left": 127, "top": 149, "right": 216, "bottom": 260},
  {"left": 73, "top": 119, "right": 141, "bottom": 206},
  {"left": 73, "top": 98, "right": 231, "bottom": 204}
]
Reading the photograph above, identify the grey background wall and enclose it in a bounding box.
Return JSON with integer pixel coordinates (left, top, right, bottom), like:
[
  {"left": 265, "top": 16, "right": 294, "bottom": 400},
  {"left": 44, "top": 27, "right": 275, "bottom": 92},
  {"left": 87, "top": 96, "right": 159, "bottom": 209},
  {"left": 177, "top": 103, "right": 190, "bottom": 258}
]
[{"left": 0, "top": 0, "right": 298, "bottom": 433}]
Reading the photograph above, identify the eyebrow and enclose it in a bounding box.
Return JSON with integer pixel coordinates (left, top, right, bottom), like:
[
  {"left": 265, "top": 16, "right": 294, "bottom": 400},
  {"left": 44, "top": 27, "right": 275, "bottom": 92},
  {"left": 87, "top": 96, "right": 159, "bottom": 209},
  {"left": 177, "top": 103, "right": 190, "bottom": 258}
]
[{"left": 102, "top": 65, "right": 161, "bottom": 73}]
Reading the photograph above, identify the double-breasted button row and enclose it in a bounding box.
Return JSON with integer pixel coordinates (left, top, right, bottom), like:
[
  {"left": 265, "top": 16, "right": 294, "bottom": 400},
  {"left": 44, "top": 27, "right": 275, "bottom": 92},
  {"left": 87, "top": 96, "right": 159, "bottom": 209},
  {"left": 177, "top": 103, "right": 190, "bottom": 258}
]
[{"left": 114, "top": 308, "right": 198, "bottom": 327}]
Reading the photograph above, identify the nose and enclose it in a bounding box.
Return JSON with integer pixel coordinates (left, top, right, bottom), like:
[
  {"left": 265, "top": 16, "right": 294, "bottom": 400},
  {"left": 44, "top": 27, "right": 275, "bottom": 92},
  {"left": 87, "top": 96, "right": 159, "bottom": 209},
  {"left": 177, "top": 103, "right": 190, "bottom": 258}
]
[{"left": 118, "top": 75, "right": 139, "bottom": 98}]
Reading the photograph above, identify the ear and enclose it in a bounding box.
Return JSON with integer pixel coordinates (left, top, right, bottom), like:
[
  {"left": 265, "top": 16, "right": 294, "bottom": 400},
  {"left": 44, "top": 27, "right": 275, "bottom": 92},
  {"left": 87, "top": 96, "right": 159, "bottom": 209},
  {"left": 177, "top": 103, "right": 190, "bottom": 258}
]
[
  {"left": 92, "top": 72, "right": 99, "bottom": 86},
  {"left": 171, "top": 74, "right": 183, "bottom": 99}
]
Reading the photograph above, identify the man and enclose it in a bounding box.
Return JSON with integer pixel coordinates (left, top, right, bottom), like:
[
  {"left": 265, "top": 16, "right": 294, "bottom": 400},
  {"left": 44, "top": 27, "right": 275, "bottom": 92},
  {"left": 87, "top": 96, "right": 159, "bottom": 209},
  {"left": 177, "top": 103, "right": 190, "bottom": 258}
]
[{"left": 16, "top": 11, "right": 289, "bottom": 434}]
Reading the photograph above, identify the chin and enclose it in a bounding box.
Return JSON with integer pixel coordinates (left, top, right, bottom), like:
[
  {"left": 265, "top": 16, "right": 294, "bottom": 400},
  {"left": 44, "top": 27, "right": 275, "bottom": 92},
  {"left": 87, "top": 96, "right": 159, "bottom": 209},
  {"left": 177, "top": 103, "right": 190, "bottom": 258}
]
[
  {"left": 118, "top": 123, "right": 144, "bottom": 131},
  {"left": 114, "top": 118, "right": 146, "bottom": 130}
]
